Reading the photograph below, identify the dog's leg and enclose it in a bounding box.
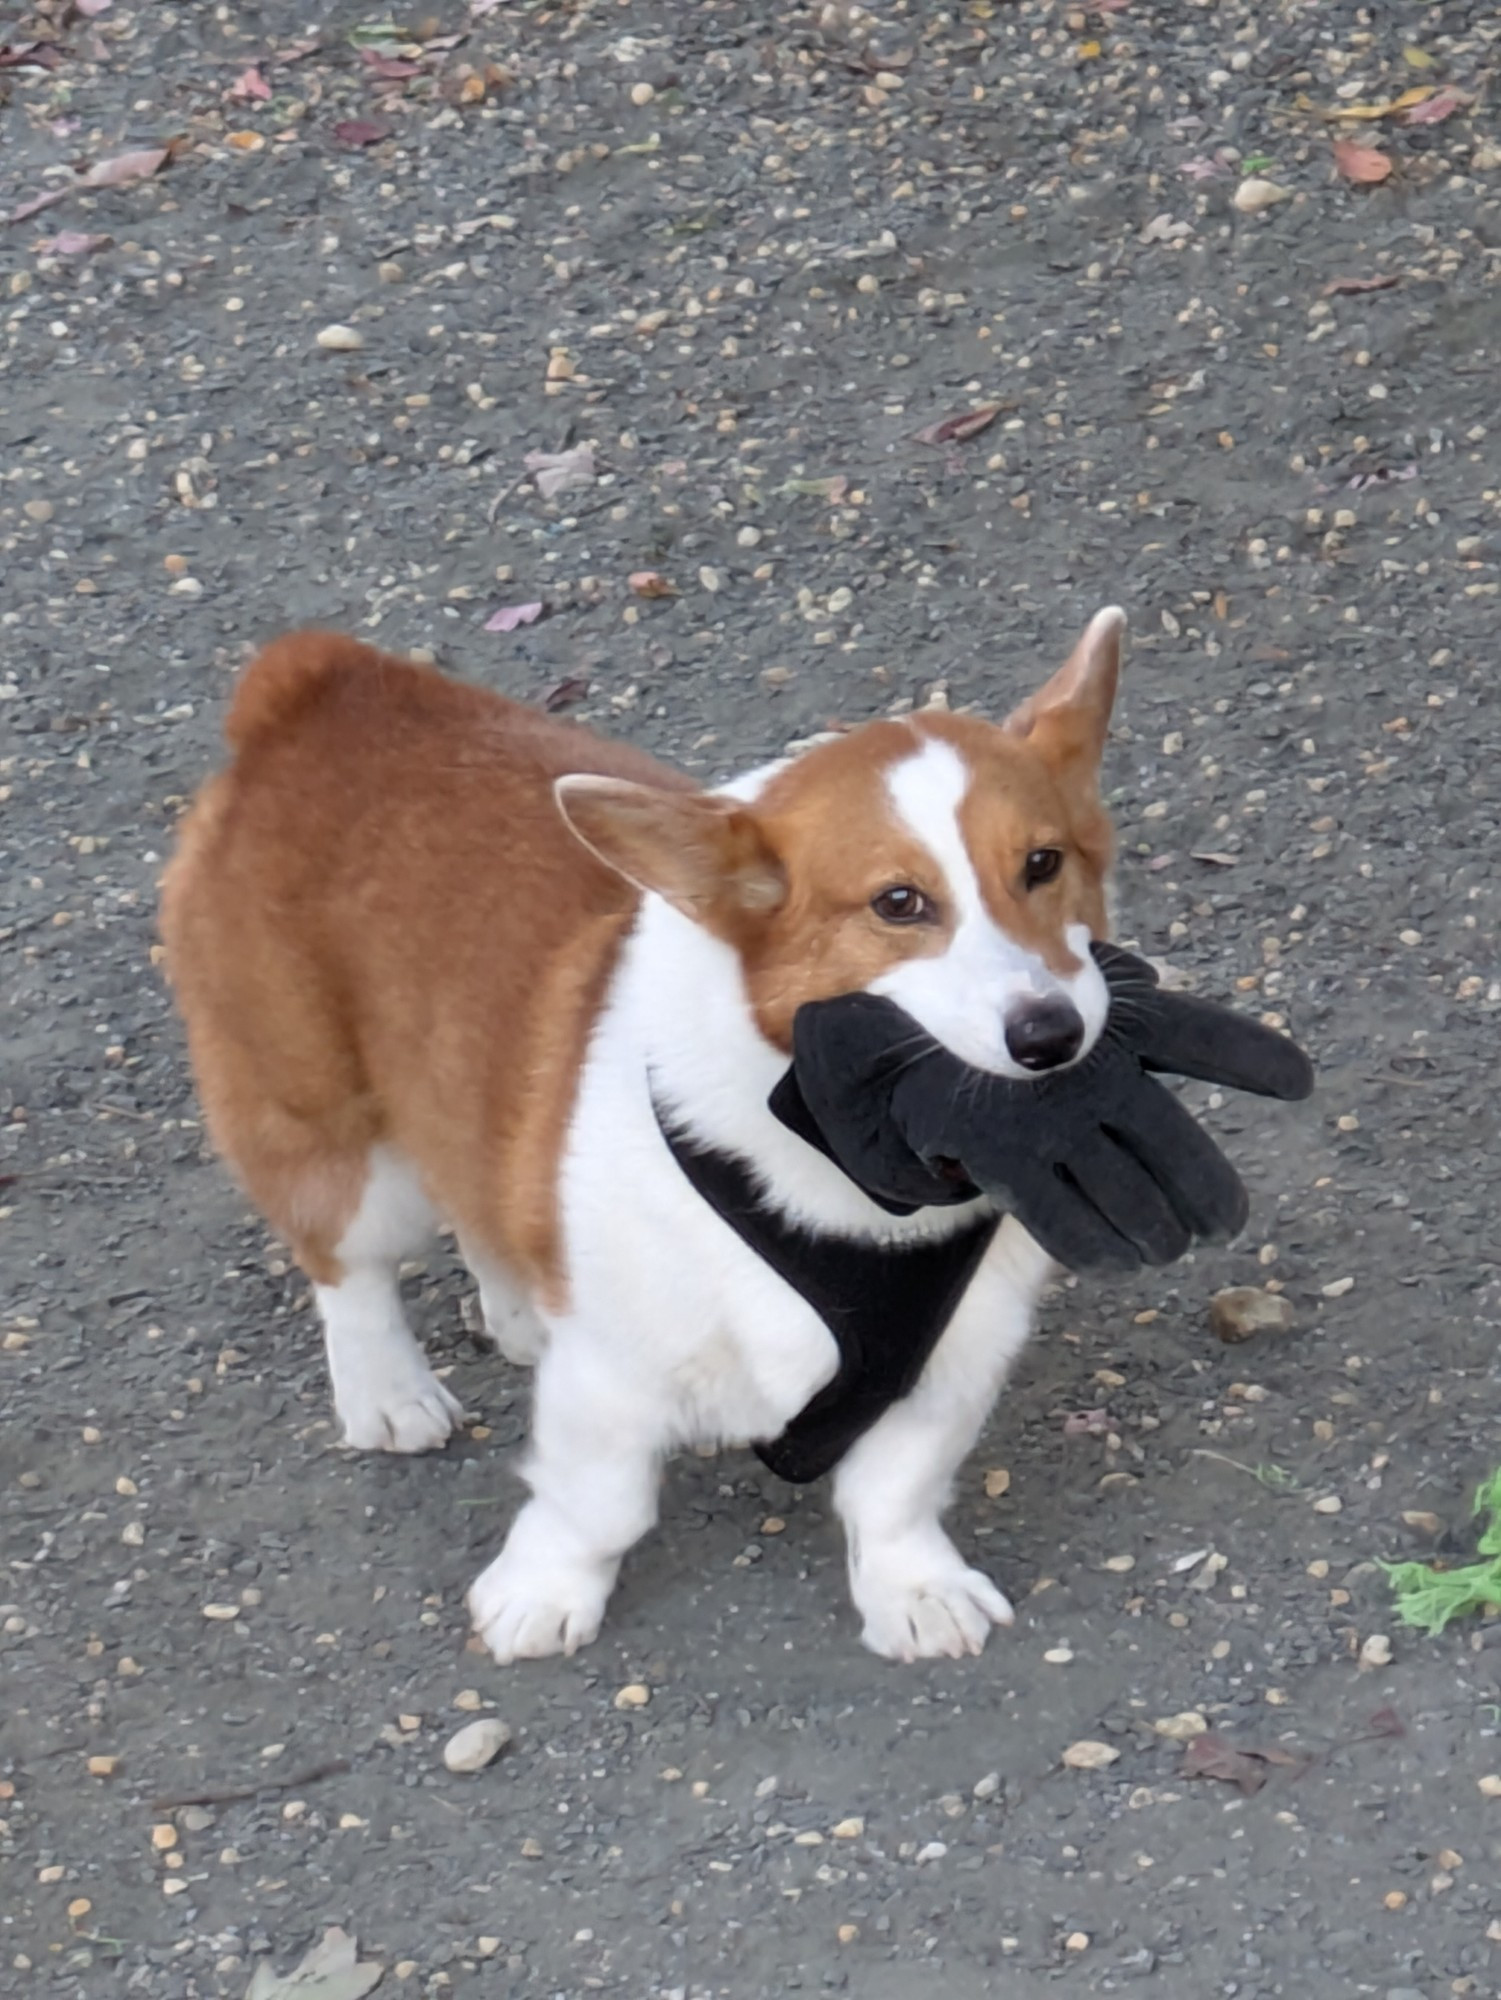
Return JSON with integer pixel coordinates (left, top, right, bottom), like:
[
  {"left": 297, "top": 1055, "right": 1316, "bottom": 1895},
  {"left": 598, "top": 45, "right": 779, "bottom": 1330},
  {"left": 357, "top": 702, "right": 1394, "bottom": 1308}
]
[
  {"left": 833, "top": 1219, "right": 1052, "bottom": 1662},
  {"left": 456, "top": 1236, "right": 547, "bottom": 1366},
  {"left": 467, "top": 1326, "right": 663, "bottom": 1662},
  {"left": 317, "top": 1147, "right": 465, "bottom": 1453}
]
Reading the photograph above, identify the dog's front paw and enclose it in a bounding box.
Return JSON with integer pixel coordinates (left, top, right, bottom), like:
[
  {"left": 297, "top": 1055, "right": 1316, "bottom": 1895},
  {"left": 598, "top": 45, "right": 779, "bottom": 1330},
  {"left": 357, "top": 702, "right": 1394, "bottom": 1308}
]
[
  {"left": 852, "top": 1538, "right": 1014, "bottom": 1662},
  {"left": 467, "top": 1539, "right": 610, "bottom": 1663},
  {"left": 335, "top": 1368, "right": 465, "bottom": 1454}
]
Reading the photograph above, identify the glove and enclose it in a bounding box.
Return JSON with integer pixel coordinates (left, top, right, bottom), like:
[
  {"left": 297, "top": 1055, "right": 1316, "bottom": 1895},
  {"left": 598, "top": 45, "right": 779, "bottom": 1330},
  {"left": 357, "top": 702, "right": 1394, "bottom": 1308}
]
[{"left": 767, "top": 944, "right": 1313, "bottom": 1273}]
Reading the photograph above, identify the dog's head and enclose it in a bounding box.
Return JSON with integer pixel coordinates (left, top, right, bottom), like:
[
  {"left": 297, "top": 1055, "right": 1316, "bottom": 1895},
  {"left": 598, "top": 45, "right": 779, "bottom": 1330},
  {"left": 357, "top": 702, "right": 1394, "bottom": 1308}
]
[{"left": 557, "top": 607, "right": 1123, "bottom": 1078}]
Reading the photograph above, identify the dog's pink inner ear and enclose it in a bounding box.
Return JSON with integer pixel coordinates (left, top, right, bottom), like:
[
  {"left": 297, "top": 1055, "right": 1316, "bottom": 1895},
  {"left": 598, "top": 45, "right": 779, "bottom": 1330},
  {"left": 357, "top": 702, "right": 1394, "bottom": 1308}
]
[
  {"left": 555, "top": 776, "right": 786, "bottom": 921},
  {"left": 1005, "top": 605, "right": 1124, "bottom": 777}
]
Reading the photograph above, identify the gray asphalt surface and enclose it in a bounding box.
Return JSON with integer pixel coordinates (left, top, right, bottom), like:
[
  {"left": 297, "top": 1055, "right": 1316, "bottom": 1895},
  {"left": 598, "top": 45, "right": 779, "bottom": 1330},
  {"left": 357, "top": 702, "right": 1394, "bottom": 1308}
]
[{"left": 3, "top": 1, "right": 1501, "bottom": 1994}]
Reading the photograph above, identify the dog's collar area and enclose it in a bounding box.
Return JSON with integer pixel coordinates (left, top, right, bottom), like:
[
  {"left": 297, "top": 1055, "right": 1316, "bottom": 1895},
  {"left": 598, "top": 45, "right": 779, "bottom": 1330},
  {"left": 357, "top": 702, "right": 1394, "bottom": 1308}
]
[{"left": 650, "top": 1094, "right": 999, "bottom": 1483}]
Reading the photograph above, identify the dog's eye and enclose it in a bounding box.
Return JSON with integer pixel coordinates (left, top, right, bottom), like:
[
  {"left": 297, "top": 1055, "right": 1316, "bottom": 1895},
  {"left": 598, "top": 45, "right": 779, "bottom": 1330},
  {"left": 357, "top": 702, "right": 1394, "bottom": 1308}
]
[
  {"left": 1023, "top": 847, "right": 1064, "bottom": 890},
  {"left": 871, "top": 885, "right": 931, "bottom": 925}
]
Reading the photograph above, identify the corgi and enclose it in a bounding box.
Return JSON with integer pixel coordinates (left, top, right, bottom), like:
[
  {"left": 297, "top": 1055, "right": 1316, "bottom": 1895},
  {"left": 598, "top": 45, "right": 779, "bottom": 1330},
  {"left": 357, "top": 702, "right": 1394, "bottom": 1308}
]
[{"left": 160, "top": 607, "right": 1124, "bottom": 1663}]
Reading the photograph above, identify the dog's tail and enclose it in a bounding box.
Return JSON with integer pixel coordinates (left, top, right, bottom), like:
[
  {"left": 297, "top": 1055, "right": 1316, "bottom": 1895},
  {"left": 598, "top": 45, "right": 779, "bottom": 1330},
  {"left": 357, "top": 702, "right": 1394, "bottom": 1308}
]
[{"left": 225, "top": 629, "right": 390, "bottom": 752}]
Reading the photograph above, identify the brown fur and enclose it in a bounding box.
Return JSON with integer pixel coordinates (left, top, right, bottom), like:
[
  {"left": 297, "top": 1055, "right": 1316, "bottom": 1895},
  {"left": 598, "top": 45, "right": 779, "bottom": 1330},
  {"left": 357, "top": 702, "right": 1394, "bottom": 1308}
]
[
  {"left": 162, "top": 619, "right": 1117, "bottom": 1308},
  {"left": 161, "top": 632, "right": 688, "bottom": 1300}
]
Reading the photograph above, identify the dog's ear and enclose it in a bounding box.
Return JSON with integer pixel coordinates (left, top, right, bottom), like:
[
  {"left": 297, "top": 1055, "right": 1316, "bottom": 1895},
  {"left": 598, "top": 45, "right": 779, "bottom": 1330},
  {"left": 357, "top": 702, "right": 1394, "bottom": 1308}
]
[
  {"left": 555, "top": 776, "right": 787, "bottom": 923},
  {"left": 1004, "top": 606, "right": 1123, "bottom": 779}
]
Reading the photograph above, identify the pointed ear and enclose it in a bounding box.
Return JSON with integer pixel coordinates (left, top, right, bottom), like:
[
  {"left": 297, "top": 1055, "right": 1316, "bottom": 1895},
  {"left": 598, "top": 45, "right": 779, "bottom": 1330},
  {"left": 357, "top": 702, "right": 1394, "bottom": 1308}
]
[
  {"left": 1005, "top": 606, "right": 1124, "bottom": 777},
  {"left": 555, "top": 775, "right": 786, "bottom": 924}
]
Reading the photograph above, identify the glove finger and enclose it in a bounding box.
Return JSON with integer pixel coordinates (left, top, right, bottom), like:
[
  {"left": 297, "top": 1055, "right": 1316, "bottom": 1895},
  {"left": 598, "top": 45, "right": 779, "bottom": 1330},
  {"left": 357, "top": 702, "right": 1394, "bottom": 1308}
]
[
  {"left": 1062, "top": 1131, "right": 1194, "bottom": 1267},
  {"left": 1113, "top": 988, "right": 1315, "bottom": 1102},
  {"left": 991, "top": 1166, "right": 1144, "bottom": 1274},
  {"left": 1105, "top": 1079, "right": 1250, "bottom": 1243}
]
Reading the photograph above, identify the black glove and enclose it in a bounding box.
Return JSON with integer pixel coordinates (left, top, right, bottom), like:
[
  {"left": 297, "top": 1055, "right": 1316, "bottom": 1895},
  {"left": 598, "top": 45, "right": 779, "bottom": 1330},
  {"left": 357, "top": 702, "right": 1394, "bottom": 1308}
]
[{"left": 767, "top": 944, "right": 1313, "bottom": 1273}]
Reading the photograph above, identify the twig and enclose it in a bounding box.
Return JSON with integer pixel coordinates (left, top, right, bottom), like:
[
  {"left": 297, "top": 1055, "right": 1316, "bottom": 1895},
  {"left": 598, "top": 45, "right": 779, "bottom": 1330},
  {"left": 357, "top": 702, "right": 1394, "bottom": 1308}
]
[{"left": 150, "top": 1755, "right": 350, "bottom": 1812}]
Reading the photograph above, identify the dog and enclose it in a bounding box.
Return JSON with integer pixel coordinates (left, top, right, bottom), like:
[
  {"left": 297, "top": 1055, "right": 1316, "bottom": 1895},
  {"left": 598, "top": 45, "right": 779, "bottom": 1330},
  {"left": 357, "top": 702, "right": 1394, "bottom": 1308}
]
[{"left": 160, "top": 606, "right": 1124, "bottom": 1663}]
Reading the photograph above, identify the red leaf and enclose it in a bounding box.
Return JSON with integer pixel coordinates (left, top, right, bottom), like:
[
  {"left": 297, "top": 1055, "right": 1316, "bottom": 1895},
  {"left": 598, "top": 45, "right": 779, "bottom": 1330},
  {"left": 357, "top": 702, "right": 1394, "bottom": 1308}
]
[
  {"left": 80, "top": 147, "right": 169, "bottom": 189},
  {"left": 360, "top": 49, "right": 425, "bottom": 79},
  {"left": 1322, "top": 273, "right": 1400, "bottom": 296},
  {"left": 333, "top": 119, "right": 392, "bottom": 147},
  {"left": 914, "top": 403, "right": 1003, "bottom": 446},
  {"left": 542, "top": 676, "right": 590, "bottom": 712},
  {"left": 0, "top": 41, "right": 65, "bottom": 69},
  {"left": 227, "top": 65, "right": 273, "bottom": 102},
  {"left": 1333, "top": 139, "right": 1393, "bottom": 185},
  {"left": 1403, "top": 85, "right": 1471, "bottom": 125},
  {"left": 484, "top": 601, "right": 544, "bottom": 633},
  {"left": 7, "top": 188, "right": 69, "bottom": 224}
]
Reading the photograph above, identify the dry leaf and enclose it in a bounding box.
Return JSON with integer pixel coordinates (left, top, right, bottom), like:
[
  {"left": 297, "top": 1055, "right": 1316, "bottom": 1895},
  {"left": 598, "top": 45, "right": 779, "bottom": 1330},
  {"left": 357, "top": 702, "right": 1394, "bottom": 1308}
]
[
  {"left": 1322, "top": 273, "right": 1400, "bottom": 296},
  {"left": 333, "top": 119, "right": 391, "bottom": 147},
  {"left": 1403, "top": 86, "right": 1471, "bottom": 125},
  {"left": 361, "top": 49, "right": 425, "bottom": 80},
  {"left": 914, "top": 404, "right": 1002, "bottom": 446},
  {"left": 1190, "top": 850, "right": 1237, "bottom": 868},
  {"left": 1402, "top": 45, "right": 1435, "bottom": 69},
  {"left": 37, "top": 230, "right": 111, "bottom": 257},
  {"left": 7, "top": 188, "right": 69, "bottom": 224},
  {"left": 483, "top": 601, "right": 544, "bottom": 633},
  {"left": 524, "top": 445, "right": 596, "bottom": 499},
  {"left": 227, "top": 65, "right": 273, "bottom": 101},
  {"left": 1333, "top": 140, "right": 1393, "bottom": 185},
  {"left": 1179, "top": 1731, "right": 1308, "bottom": 1794},
  {"left": 244, "top": 1927, "right": 383, "bottom": 2000},
  {"left": 0, "top": 41, "right": 65, "bottom": 70},
  {"left": 1316, "top": 86, "right": 1432, "bottom": 121},
  {"left": 628, "top": 570, "right": 677, "bottom": 599},
  {"left": 542, "top": 676, "right": 590, "bottom": 712},
  {"left": 1062, "top": 1740, "right": 1120, "bottom": 1772},
  {"left": 80, "top": 147, "right": 170, "bottom": 189}
]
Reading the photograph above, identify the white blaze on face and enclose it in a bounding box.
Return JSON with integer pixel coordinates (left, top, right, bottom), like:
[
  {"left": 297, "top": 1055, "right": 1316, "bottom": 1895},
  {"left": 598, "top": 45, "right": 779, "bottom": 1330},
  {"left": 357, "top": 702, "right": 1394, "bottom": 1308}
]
[{"left": 870, "top": 737, "right": 1109, "bottom": 1078}]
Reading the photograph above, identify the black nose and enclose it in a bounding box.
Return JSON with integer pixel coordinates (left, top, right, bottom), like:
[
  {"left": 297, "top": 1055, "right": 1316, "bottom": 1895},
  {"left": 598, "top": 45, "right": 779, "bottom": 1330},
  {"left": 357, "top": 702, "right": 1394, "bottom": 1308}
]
[{"left": 1005, "top": 999, "right": 1085, "bottom": 1073}]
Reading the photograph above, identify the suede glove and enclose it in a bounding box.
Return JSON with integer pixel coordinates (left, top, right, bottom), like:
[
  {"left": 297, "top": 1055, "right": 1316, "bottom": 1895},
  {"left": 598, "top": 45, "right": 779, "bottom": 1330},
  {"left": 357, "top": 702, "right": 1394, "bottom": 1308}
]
[{"left": 767, "top": 943, "right": 1314, "bottom": 1273}]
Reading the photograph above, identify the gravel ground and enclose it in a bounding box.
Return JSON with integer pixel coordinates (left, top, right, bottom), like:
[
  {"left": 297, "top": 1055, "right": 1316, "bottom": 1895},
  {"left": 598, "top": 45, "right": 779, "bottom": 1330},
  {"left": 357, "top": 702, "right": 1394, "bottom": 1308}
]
[{"left": 4, "top": 1, "right": 1501, "bottom": 1994}]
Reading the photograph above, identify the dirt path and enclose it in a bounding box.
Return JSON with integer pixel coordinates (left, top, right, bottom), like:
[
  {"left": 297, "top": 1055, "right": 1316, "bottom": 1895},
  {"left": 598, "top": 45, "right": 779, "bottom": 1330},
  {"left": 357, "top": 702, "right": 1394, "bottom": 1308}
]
[{"left": 3, "top": 2, "right": 1500, "bottom": 1993}]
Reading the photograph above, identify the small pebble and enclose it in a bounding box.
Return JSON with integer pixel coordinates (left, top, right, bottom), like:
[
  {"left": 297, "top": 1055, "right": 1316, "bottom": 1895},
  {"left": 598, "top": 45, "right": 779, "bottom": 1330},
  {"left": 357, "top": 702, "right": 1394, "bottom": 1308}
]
[
  {"left": 614, "top": 1682, "right": 651, "bottom": 1710},
  {"left": 315, "top": 323, "right": 365, "bottom": 352},
  {"left": 1064, "top": 1931, "right": 1090, "bottom": 1952},
  {"left": 831, "top": 1817, "right": 864, "bottom": 1839},
  {"left": 1210, "top": 1287, "right": 1296, "bottom": 1343},
  {"left": 1313, "top": 1495, "right": 1343, "bottom": 1515},
  {"left": 442, "top": 1717, "right": 513, "bottom": 1773},
  {"left": 1321, "top": 1277, "right": 1355, "bottom": 1299},
  {"left": 1062, "top": 1740, "right": 1119, "bottom": 1771},
  {"left": 1044, "top": 1645, "right": 1074, "bottom": 1665},
  {"left": 1153, "top": 1711, "right": 1207, "bottom": 1741},
  {"left": 1477, "top": 1774, "right": 1501, "bottom": 1799},
  {"left": 630, "top": 81, "right": 655, "bottom": 106},
  {"left": 1359, "top": 1634, "right": 1393, "bottom": 1671},
  {"left": 1233, "top": 178, "right": 1292, "bottom": 213}
]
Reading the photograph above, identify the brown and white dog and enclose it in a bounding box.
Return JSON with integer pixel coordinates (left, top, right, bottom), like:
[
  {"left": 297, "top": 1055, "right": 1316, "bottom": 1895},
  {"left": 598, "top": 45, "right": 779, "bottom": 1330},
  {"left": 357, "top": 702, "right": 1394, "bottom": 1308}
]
[{"left": 161, "top": 609, "right": 1124, "bottom": 1663}]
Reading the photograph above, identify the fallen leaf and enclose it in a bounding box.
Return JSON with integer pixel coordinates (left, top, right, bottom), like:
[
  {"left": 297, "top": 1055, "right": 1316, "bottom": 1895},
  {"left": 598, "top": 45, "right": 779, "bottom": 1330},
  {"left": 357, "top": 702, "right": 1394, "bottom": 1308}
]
[
  {"left": 1180, "top": 1732, "right": 1272, "bottom": 1796},
  {"left": 524, "top": 444, "right": 596, "bottom": 499},
  {"left": 6, "top": 188, "right": 68, "bottom": 224},
  {"left": 80, "top": 147, "right": 170, "bottom": 189},
  {"left": 1401, "top": 45, "right": 1435, "bottom": 70},
  {"left": 914, "top": 404, "right": 1002, "bottom": 446},
  {"left": 227, "top": 131, "right": 266, "bottom": 151},
  {"left": 1190, "top": 850, "right": 1237, "bottom": 868},
  {"left": 348, "top": 21, "right": 407, "bottom": 50},
  {"left": 1178, "top": 156, "right": 1227, "bottom": 181},
  {"left": 1333, "top": 140, "right": 1393, "bottom": 185},
  {"left": 227, "top": 65, "right": 272, "bottom": 101},
  {"left": 1315, "top": 86, "right": 1432, "bottom": 121},
  {"left": 1322, "top": 273, "right": 1400, "bottom": 296},
  {"left": 1403, "top": 86, "right": 1471, "bottom": 125},
  {"left": 1063, "top": 1408, "right": 1110, "bottom": 1438},
  {"left": 628, "top": 570, "right": 677, "bottom": 599},
  {"left": 36, "top": 230, "right": 111, "bottom": 257},
  {"left": 0, "top": 41, "right": 65, "bottom": 70},
  {"left": 244, "top": 1926, "right": 383, "bottom": 2000},
  {"left": 483, "top": 601, "right": 544, "bottom": 633},
  {"left": 333, "top": 120, "right": 392, "bottom": 147},
  {"left": 542, "top": 676, "right": 590, "bottom": 712},
  {"left": 361, "top": 49, "right": 425, "bottom": 79},
  {"left": 779, "top": 475, "right": 850, "bottom": 503},
  {"left": 1366, "top": 1705, "right": 1406, "bottom": 1740},
  {"left": 273, "top": 39, "right": 322, "bottom": 63}
]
